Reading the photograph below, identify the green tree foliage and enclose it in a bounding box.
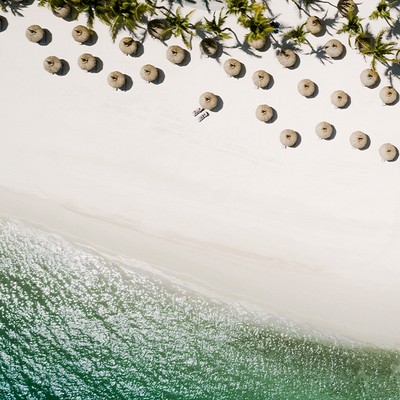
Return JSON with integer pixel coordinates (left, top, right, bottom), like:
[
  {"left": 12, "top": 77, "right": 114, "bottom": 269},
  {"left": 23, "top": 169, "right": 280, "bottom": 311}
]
[
  {"left": 360, "top": 30, "right": 397, "bottom": 70},
  {"left": 201, "top": 9, "right": 232, "bottom": 40},
  {"left": 369, "top": 0, "right": 396, "bottom": 26},
  {"left": 163, "top": 7, "right": 196, "bottom": 49},
  {"left": 337, "top": 6, "right": 364, "bottom": 46},
  {"left": 283, "top": 24, "right": 313, "bottom": 50}
]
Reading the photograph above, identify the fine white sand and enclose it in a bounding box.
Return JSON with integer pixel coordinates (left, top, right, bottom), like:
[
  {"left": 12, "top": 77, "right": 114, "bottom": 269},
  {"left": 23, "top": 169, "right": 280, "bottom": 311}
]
[{"left": 1, "top": 1, "right": 400, "bottom": 347}]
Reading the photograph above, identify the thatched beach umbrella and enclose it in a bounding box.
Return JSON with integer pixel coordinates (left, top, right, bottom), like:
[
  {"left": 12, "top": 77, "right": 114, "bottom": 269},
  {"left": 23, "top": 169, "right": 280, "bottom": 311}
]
[
  {"left": 140, "top": 64, "right": 158, "bottom": 82},
  {"left": 379, "top": 143, "right": 398, "bottom": 161},
  {"left": 324, "top": 39, "right": 344, "bottom": 58},
  {"left": 277, "top": 49, "right": 297, "bottom": 68},
  {"left": 360, "top": 69, "right": 379, "bottom": 87},
  {"left": 166, "top": 45, "right": 185, "bottom": 64},
  {"left": 199, "top": 92, "right": 218, "bottom": 110},
  {"left": 306, "top": 16, "right": 324, "bottom": 35},
  {"left": 379, "top": 86, "right": 398, "bottom": 105},
  {"left": 396, "top": 50, "right": 400, "bottom": 63},
  {"left": 248, "top": 37, "right": 266, "bottom": 50},
  {"left": 256, "top": 104, "right": 273, "bottom": 122},
  {"left": 297, "top": 79, "right": 316, "bottom": 97},
  {"left": 199, "top": 38, "right": 219, "bottom": 57},
  {"left": 350, "top": 131, "right": 369, "bottom": 149},
  {"left": 280, "top": 129, "right": 298, "bottom": 148},
  {"left": 223, "top": 58, "right": 241, "bottom": 77},
  {"left": 72, "top": 25, "right": 91, "bottom": 44},
  {"left": 147, "top": 19, "right": 170, "bottom": 40},
  {"left": 78, "top": 53, "right": 96, "bottom": 72},
  {"left": 107, "top": 71, "right": 125, "bottom": 90},
  {"left": 337, "top": 0, "right": 356, "bottom": 16},
  {"left": 331, "top": 90, "right": 349, "bottom": 108},
  {"left": 52, "top": 5, "right": 70, "bottom": 19},
  {"left": 315, "top": 122, "right": 334, "bottom": 140},
  {"left": 252, "top": 70, "right": 270, "bottom": 89},
  {"left": 26, "top": 25, "right": 44, "bottom": 43},
  {"left": 119, "top": 37, "right": 138, "bottom": 56},
  {"left": 43, "top": 56, "right": 62, "bottom": 74}
]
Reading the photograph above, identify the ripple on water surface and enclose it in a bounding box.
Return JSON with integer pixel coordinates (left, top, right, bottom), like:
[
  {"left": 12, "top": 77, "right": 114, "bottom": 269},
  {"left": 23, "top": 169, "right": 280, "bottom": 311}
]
[{"left": 0, "top": 219, "right": 399, "bottom": 399}]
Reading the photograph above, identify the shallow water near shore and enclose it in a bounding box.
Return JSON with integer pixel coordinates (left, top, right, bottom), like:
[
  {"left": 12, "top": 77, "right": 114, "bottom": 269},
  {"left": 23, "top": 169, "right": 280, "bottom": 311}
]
[{"left": 0, "top": 219, "right": 399, "bottom": 399}]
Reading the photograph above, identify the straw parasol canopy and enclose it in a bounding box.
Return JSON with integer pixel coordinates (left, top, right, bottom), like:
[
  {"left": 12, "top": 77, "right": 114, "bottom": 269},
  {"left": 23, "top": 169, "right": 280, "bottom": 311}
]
[
  {"left": 315, "top": 121, "right": 333, "bottom": 140},
  {"left": 379, "top": 143, "right": 398, "bottom": 161},
  {"left": 306, "top": 16, "right": 324, "bottom": 35},
  {"left": 360, "top": 69, "right": 379, "bottom": 87},
  {"left": 324, "top": 39, "right": 344, "bottom": 58},
  {"left": 396, "top": 50, "right": 400, "bottom": 63},
  {"left": 52, "top": 5, "right": 70, "bottom": 19},
  {"left": 72, "top": 25, "right": 91, "bottom": 44},
  {"left": 331, "top": 90, "right": 349, "bottom": 108},
  {"left": 78, "top": 53, "right": 96, "bottom": 71},
  {"left": 166, "top": 45, "right": 185, "bottom": 64},
  {"left": 379, "top": 86, "right": 398, "bottom": 105},
  {"left": 256, "top": 104, "right": 273, "bottom": 122},
  {"left": 140, "top": 64, "right": 158, "bottom": 82},
  {"left": 277, "top": 49, "right": 297, "bottom": 68},
  {"left": 350, "top": 131, "right": 369, "bottom": 149},
  {"left": 147, "top": 19, "right": 170, "bottom": 40},
  {"left": 199, "top": 92, "right": 218, "bottom": 110},
  {"left": 223, "top": 58, "right": 241, "bottom": 77},
  {"left": 337, "top": 0, "right": 356, "bottom": 16},
  {"left": 119, "top": 37, "right": 138, "bottom": 56},
  {"left": 252, "top": 70, "right": 270, "bottom": 89},
  {"left": 280, "top": 129, "right": 298, "bottom": 148},
  {"left": 26, "top": 25, "right": 44, "bottom": 43},
  {"left": 107, "top": 71, "right": 125, "bottom": 89},
  {"left": 297, "top": 79, "right": 316, "bottom": 97},
  {"left": 200, "top": 38, "right": 219, "bottom": 57},
  {"left": 248, "top": 37, "right": 266, "bottom": 50},
  {"left": 43, "top": 56, "right": 62, "bottom": 74}
]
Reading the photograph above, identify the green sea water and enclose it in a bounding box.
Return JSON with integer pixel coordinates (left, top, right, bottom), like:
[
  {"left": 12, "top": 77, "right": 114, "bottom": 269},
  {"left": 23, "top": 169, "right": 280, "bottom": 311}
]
[{"left": 0, "top": 219, "right": 399, "bottom": 399}]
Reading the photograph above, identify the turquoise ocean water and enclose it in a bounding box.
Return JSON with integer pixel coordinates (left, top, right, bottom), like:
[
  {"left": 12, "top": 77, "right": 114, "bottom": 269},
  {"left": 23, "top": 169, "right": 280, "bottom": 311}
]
[{"left": 0, "top": 219, "right": 399, "bottom": 399}]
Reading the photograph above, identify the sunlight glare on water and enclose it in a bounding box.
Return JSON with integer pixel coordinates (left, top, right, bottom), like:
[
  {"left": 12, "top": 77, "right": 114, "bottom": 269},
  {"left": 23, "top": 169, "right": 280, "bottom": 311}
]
[{"left": 0, "top": 219, "right": 399, "bottom": 399}]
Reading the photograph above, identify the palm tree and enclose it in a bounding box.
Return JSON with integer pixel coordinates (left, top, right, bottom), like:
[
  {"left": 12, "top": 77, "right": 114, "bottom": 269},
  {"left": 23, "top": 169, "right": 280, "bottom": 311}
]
[
  {"left": 336, "top": 6, "right": 363, "bottom": 47},
  {"left": 237, "top": 2, "right": 275, "bottom": 47},
  {"left": 283, "top": 24, "right": 314, "bottom": 50},
  {"left": 101, "top": 0, "right": 152, "bottom": 41},
  {"left": 163, "top": 6, "right": 196, "bottom": 49},
  {"left": 369, "top": 0, "right": 396, "bottom": 27},
  {"left": 67, "top": 0, "right": 108, "bottom": 29},
  {"left": 225, "top": 0, "right": 250, "bottom": 16},
  {"left": 201, "top": 9, "right": 233, "bottom": 40},
  {"left": 360, "top": 30, "right": 397, "bottom": 70}
]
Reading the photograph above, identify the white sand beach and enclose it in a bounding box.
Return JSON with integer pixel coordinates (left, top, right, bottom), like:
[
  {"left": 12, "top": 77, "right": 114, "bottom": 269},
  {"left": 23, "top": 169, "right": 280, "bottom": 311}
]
[{"left": 1, "top": 1, "right": 399, "bottom": 347}]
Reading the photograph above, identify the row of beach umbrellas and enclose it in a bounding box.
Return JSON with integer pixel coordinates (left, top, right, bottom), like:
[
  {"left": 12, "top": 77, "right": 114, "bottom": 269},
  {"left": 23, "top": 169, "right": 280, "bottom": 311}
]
[{"left": 25, "top": 22, "right": 397, "bottom": 161}]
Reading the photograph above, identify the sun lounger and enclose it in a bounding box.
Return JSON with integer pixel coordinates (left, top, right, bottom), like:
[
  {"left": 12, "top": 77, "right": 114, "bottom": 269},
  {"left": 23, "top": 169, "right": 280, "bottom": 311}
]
[
  {"left": 192, "top": 107, "right": 204, "bottom": 117},
  {"left": 198, "top": 111, "right": 209, "bottom": 122}
]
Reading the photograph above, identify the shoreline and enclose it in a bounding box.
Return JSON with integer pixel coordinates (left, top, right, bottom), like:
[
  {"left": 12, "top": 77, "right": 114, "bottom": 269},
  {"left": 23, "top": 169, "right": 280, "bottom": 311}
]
[{"left": 1, "top": 2, "right": 400, "bottom": 348}]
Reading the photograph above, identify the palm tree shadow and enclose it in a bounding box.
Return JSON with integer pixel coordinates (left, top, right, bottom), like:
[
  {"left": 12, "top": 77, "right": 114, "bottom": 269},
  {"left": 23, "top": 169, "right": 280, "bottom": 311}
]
[
  {"left": 386, "top": 19, "right": 400, "bottom": 39},
  {"left": 310, "top": 45, "right": 333, "bottom": 65},
  {"left": 57, "top": 60, "right": 70, "bottom": 76},
  {"left": 0, "top": 16, "right": 9, "bottom": 32},
  {"left": 384, "top": 63, "right": 400, "bottom": 86},
  {"left": 0, "top": 0, "right": 29, "bottom": 16},
  {"left": 323, "top": 17, "right": 339, "bottom": 36},
  {"left": 122, "top": 75, "right": 133, "bottom": 91}
]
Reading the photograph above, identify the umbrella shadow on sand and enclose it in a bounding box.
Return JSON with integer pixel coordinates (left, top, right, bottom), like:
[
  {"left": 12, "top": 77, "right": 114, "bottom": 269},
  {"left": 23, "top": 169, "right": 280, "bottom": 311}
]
[
  {"left": 39, "top": 29, "right": 52, "bottom": 46},
  {"left": 57, "top": 59, "right": 70, "bottom": 76},
  {"left": 122, "top": 75, "right": 133, "bottom": 91},
  {"left": 0, "top": 16, "right": 9, "bottom": 32}
]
